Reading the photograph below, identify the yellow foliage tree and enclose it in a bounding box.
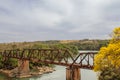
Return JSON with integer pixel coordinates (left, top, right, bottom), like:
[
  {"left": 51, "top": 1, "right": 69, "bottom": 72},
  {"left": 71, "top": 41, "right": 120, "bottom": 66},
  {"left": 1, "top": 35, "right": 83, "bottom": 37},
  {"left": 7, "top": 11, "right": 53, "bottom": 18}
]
[
  {"left": 94, "top": 27, "right": 120, "bottom": 80},
  {"left": 94, "top": 27, "right": 120, "bottom": 79}
]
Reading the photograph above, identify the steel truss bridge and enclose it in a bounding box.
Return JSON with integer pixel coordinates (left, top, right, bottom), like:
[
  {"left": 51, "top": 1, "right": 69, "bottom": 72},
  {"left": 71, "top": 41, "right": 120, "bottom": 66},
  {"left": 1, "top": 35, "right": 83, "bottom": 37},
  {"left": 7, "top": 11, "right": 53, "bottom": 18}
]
[{"left": 0, "top": 49, "right": 97, "bottom": 80}]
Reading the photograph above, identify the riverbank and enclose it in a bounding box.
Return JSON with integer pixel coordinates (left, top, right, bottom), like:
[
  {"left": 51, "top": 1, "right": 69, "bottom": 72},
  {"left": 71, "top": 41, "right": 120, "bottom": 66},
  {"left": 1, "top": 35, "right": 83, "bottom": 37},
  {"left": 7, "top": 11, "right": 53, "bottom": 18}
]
[{"left": 0, "top": 66, "right": 55, "bottom": 78}]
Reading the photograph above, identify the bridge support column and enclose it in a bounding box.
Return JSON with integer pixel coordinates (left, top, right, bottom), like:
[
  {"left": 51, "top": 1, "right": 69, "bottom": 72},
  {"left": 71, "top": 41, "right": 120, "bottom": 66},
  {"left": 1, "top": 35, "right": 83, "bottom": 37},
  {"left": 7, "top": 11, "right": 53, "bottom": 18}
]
[
  {"left": 66, "top": 67, "right": 81, "bottom": 80},
  {"left": 18, "top": 59, "right": 30, "bottom": 75}
]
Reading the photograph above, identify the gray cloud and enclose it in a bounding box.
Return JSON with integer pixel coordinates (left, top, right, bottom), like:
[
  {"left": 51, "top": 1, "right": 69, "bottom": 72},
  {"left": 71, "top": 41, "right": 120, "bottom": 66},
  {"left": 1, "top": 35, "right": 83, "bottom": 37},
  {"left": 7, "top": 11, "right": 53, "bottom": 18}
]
[{"left": 0, "top": 0, "right": 120, "bottom": 42}]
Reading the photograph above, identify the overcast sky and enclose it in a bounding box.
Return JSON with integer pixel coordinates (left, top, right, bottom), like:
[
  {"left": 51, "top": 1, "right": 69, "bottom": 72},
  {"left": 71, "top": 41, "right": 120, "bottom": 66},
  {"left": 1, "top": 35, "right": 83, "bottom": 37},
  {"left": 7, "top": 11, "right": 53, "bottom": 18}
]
[{"left": 0, "top": 0, "right": 120, "bottom": 42}]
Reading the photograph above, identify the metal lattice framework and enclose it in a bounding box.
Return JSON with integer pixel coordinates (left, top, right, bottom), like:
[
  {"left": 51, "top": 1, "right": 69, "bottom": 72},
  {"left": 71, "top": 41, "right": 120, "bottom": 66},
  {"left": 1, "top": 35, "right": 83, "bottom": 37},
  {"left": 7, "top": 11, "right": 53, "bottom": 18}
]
[{"left": 0, "top": 49, "right": 97, "bottom": 69}]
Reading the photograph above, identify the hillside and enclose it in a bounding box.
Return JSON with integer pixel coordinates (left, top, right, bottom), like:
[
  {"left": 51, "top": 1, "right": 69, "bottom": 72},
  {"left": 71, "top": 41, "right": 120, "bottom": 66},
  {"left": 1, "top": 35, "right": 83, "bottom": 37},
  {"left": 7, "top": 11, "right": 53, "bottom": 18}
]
[{"left": 0, "top": 39, "right": 109, "bottom": 51}]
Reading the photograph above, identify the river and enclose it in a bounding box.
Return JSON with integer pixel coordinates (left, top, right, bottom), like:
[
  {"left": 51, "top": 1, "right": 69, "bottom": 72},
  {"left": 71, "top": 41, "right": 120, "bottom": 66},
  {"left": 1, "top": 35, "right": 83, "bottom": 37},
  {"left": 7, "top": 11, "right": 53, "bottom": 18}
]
[{"left": 0, "top": 51, "right": 98, "bottom": 80}]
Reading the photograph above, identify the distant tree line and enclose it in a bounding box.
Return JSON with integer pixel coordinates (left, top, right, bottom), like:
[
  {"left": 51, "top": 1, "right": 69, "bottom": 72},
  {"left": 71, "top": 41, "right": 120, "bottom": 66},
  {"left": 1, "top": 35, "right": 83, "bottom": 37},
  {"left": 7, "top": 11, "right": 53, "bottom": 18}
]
[
  {"left": 0, "top": 39, "right": 109, "bottom": 51},
  {"left": 66, "top": 40, "right": 109, "bottom": 50}
]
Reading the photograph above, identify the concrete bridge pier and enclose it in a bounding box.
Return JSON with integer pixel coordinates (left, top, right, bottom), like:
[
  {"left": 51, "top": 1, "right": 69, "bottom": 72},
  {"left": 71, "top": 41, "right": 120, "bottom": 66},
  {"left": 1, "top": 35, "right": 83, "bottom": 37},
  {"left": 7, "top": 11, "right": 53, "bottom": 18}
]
[
  {"left": 66, "top": 67, "right": 80, "bottom": 80},
  {"left": 17, "top": 59, "right": 30, "bottom": 76},
  {"left": 9, "top": 59, "right": 30, "bottom": 77}
]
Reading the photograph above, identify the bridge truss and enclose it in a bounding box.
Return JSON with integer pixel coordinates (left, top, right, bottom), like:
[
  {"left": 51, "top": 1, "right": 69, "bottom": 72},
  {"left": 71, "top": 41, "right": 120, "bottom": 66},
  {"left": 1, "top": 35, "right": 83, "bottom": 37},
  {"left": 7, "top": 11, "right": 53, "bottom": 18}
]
[{"left": 1, "top": 49, "right": 97, "bottom": 69}]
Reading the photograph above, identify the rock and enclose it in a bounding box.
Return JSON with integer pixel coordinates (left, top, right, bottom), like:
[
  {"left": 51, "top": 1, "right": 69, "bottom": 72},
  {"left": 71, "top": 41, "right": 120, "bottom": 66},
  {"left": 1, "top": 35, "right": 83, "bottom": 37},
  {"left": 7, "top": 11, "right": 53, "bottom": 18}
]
[{"left": 0, "top": 66, "right": 55, "bottom": 78}]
